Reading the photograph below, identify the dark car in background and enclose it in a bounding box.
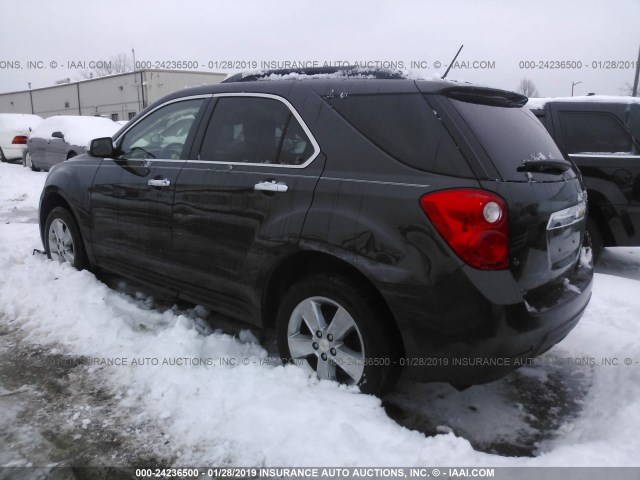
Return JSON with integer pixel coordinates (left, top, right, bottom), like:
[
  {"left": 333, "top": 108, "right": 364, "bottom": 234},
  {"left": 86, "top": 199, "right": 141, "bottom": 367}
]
[
  {"left": 38, "top": 68, "right": 593, "bottom": 395},
  {"left": 25, "top": 115, "right": 120, "bottom": 171},
  {"left": 527, "top": 96, "right": 640, "bottom": 260}
]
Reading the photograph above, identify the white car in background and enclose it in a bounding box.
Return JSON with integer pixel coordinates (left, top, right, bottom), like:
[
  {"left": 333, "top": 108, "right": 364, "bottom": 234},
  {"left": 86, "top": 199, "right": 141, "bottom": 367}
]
[
  {"left": 24, "top": 115, "right": 120, "bottom": 171},
  {"left": 0, "top": 113, "right": 43, "bottom": 163}
]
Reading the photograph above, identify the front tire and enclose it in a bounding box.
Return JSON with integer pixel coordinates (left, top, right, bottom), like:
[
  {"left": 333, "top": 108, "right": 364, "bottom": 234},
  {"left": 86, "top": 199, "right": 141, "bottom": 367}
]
[
  {"left": 276, "top": 275, "right": 400, "bottom": 395},
  {"left": 44, "top": 207, "right": 88, "bottom": 270}
]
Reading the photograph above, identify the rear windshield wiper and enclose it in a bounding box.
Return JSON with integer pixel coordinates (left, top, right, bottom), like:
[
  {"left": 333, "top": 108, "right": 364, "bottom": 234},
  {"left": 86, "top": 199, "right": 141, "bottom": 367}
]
[{"left": 517, "top": 159, "right": 572, "bottom": 174}]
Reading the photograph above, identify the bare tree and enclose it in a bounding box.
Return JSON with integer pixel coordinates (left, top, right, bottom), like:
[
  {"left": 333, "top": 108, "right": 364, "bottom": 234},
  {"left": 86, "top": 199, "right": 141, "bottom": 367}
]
[
  {"left": 517, "top": 77, "right": 540, "bottom": 97},
  {"left": 81, "top": 52, "right": 133, "bottom": 79}
]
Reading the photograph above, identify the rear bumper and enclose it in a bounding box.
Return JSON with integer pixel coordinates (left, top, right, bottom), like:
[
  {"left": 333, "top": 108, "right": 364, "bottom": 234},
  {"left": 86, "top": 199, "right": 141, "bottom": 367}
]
[
  {"left": 1, "top": 145, "right": 26, "bottom": 161},
  {"left": 384, "top": 260, "right": 593, "bottom": 385}
]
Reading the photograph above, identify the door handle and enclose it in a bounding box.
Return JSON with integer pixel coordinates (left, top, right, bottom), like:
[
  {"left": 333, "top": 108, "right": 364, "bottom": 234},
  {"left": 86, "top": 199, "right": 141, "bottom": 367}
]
[
  {"left": 254, "top": 180, "right": 288, "bottom": 193},
  {"left": 148, "top": 178, "right": 171, "bottom": 187}
]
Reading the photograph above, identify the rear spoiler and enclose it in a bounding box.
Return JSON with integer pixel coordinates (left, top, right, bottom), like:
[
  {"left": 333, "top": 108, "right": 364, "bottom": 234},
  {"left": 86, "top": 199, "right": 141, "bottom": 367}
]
[{"left": 441, "top": 87, "right": 528, "bottom": 108}]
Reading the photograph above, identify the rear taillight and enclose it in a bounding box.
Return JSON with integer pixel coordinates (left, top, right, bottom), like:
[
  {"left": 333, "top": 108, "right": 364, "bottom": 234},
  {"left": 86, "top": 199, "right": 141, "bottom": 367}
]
[
  {"left": 419, "top": 189, "right": 508, "bottom": 270},
  {"left": 11, "top": 136, "right": 28, "bottom": 145}
]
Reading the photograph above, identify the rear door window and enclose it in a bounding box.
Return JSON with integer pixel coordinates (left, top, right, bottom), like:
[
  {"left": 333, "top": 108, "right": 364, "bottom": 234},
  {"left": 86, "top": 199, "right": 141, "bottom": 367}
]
[
  {"left": 325, "top": 94, "right": 473, "bottom": 177},
  {"left": 198, "top": 96, "right": 315, "bottom": 166},
  {"left": 559, "top": 111, "right": 637, "bottom": 154}
]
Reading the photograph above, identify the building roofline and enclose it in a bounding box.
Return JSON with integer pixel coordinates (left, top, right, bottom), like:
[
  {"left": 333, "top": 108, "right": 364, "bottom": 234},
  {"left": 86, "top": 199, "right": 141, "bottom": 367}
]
[{"left": 0, "top": 69, "right": 228, "bottom": 96}]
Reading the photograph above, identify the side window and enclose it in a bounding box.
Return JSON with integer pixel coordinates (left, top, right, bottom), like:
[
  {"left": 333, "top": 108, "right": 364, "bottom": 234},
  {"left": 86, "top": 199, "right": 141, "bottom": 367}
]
[
  {"left": 559, "top": 111, "right": 636, "bottom": 154},
  {"left": 629, "top": 104, "right": 640, "bottom": 141},
  {"left": 325, "top": 94, "right": 473, "bottom": 177},
  {"left": 279, "top": 116, "right": 315, "bottom": 165},
  {"left": 119, "top": 99, "right": 204, "bottom": 160},
  {"left": 198, "top": 96, "right": 315, "bottom": 165}
]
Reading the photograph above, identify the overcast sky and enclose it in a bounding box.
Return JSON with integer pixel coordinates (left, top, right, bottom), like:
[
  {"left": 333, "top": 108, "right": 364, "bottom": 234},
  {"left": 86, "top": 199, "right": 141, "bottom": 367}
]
[{"left": 0, "top": 0, "right": 638, "bottom": 97}]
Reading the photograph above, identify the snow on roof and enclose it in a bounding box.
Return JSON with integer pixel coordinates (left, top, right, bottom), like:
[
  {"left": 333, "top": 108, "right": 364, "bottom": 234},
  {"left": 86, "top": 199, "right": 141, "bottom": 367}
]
[
  {"left": 31, "top": 115, "right": 120, "bottom": 147},
  {"left": 225, "top": 67, "right": 405, "bottom": 82},
  {"left": 0, "top": 114, "right": 43, "bottom": 132},
  {"left": 225, "top": 67, "right": 452, "bottom": 83},
  {"left": 526, "top": 95, "right": 640, "bottom": 110}
]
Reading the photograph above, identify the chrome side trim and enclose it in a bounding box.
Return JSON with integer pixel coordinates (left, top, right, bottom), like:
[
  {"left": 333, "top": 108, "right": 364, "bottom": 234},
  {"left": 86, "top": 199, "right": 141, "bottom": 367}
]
[
  {"left": 112, "top": 92, "right": 321, "bottom": 169},
  {"left": 186, "top": 92, "right": 321, "bottom": 169}
]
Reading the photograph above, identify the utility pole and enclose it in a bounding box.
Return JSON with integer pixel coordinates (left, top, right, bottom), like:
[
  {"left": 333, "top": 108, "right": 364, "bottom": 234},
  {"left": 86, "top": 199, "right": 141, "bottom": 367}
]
[
  {"left": 632, "top": 44, "right": 640, "bottom": 97},
  {"left": 132, "top": 48, "right": 142, "bottom": 113},
  {"left": 28, "top": 82, "right": 34, "bottom": 114},
  {"left": 571, "top": 81, "right": 582, "bottom": 97}
]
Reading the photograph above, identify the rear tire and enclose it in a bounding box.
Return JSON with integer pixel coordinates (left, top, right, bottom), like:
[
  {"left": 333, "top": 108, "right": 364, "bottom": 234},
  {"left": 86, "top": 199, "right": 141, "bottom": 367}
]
[
  {"left": 586, "top": 217, "right": 604, "bottom": 264},
  {"left": 276, "top": 274, "right": 400, "bottom": 396},
  {"left": 44, "top": 207, "right": 88, "bottom": 270},
  {"left": 0, "top": 148, "right": 6, "bottom": 163}
]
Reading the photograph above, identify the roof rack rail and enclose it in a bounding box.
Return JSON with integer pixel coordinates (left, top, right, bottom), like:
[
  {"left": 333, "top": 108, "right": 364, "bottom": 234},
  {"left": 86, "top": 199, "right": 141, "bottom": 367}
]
[{"left": 222, "top": 66, "right": 407, "bottom": 83}]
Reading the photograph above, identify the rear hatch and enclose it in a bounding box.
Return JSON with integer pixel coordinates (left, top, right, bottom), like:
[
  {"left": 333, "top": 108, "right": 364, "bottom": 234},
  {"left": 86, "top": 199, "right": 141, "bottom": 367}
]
[{"left": 424, "top": 85, "right": 589, "bottom": 306}]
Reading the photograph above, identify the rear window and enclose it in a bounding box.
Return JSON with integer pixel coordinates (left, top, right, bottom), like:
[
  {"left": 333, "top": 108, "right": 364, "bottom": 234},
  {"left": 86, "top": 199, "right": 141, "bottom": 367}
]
[
  {"left": 451, "top": 99, "right": 568, "bottom": 181},
  {"left": 325, "top": 94, "right": 473, "bottom": 177}
]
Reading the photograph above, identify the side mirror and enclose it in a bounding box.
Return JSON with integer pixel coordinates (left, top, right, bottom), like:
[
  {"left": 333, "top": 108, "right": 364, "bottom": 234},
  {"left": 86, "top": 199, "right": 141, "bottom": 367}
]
[
  {"left": 90, "top": 137, "right": 115, "bottom": 157},
  {"left": 51, "top": 131, "right": 64, "bottom": 140}
]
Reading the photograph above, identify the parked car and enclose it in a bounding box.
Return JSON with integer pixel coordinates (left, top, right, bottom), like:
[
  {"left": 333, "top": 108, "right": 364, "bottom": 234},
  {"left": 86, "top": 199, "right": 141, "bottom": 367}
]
[
  {"left": 39, "top": 68, "right": 593, "bottom": 395},
  {"left": 25, "top": 115, "right": 120, "bottom": 171},
  {"left": 527, "top": 96, "right": 640, "bottom": 261},
  {"left": 0, "top": 113, "right": 42, "bottom": 163}
]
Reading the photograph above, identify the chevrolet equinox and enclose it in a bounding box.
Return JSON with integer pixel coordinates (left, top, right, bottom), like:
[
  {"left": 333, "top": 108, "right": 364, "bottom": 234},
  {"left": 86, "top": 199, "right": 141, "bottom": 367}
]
[{"left": 39, "top": 68, "right": 594, "bottom": 395}]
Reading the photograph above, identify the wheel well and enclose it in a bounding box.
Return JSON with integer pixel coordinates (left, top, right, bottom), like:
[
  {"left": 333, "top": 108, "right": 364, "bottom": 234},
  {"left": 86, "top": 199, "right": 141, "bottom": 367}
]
[
  {"left": 66, "top": 151, "right": 77, "bottom": 160},
  {"left": 39, "top": 191, "right": 73, "bottom": 242},
  {"left": 263, "top": 251, "right": 404, "bottom": 353},
  {"left": 587, "top": 190, "right": 616, "bottom": 246}
]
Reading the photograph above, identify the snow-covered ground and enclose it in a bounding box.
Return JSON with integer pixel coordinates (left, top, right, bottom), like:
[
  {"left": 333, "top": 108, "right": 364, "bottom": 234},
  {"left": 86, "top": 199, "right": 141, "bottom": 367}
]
[{"left": 1, "top": 161, "right": 639, "bottom": 467}]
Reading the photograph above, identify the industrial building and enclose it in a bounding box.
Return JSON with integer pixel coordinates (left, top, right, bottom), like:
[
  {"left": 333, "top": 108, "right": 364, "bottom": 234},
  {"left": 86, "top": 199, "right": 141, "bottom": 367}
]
[{"left": 0, "top": 70, "right": 227, "bottom": 121}]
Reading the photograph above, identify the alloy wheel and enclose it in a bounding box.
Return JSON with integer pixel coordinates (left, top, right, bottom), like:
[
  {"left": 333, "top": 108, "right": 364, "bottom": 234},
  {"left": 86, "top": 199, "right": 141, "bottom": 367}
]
[
  {"left": 287, "top": 296, "right": 365, "bottom": 384},
  {"left": 48, "top": 218, "right": 76, "bottom": 264}
]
